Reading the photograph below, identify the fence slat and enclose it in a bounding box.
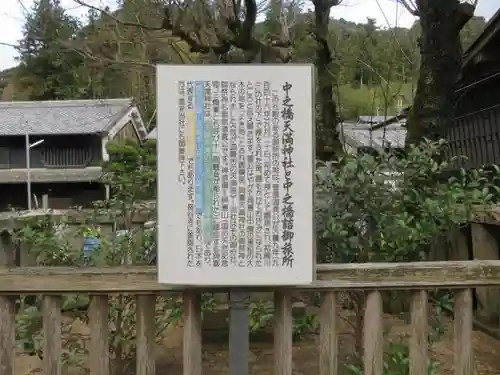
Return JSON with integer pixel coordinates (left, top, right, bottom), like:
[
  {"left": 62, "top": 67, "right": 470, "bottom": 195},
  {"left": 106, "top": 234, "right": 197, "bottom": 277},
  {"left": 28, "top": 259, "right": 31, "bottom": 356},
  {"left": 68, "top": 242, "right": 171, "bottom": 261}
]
[
  {"left": 410, "top": 290, "right": 428, "bottom": 375},
  {"left": 0, "top": 296, "right": 14, "bottom": 375},
  {"left": 183, "top": 290, "right": 202, "bottom": 375},
  {"left": 363, "top": 290, "right": 383, "bottom": 375},
  {"left": 274, "top": 290, "right": 293, "bottom": 375},
  {"left": 42, "top": 295, "right": 62, "bottom": 375},
  {"left": 136, "top": 295, "right": 156, "bottom": 375},
  {"left": 320, "top": 291, "right": 338, "bottom": 375},
  {"left": 89, "top": 295, "right": 109, "bottom": 375},
  {"left": 0, "top": 231, "right": 14, "bottom": 375},
  {"left": 454, "top": 289, "right": 473, "bottom": 375}
]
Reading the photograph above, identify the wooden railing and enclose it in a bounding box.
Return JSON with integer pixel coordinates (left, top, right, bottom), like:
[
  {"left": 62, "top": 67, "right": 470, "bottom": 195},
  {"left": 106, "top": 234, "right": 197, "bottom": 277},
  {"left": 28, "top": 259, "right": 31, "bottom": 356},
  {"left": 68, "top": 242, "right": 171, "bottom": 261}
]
[{"left": 1, "top": 260, "right": 500, "bottom": 375}]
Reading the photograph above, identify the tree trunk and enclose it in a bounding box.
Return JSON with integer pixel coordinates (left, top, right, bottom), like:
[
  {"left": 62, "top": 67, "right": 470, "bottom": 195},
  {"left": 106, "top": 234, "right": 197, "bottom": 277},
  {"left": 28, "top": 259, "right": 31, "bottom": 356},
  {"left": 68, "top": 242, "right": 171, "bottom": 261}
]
[
  {"left": 313, "top": 0, "right": 344, "bottom": 160},
  {"left": 405, "top": 0, "right": 474, "bottom": 144}
]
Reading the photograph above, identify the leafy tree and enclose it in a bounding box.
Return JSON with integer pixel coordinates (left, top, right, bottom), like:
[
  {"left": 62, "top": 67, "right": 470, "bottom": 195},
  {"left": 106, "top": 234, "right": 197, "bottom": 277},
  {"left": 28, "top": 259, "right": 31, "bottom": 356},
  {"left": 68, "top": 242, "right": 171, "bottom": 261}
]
[
  {"left": 14, "top": 139, "right": 162, "bottom": 374},
  {"left": 316, "top": 140, "right": 496, "bottom": 264},
  {"left": 401, "top": 0, "right": 479, "bottom": 143},
  {"left": 316, "top": 139, "right": 498, "bottom": 358},
  {"left": 3, "top": 0, "right": 488, "bottom": 144},
  {"left": 102, "top": 139, "right": 157, "bottom": 203},
  {"left": 70, "top": 0, "right": 347, "bottom": 160},
  {"left": 15, "top": 0, "right": 90, "bottom": 100},
  {"left": 461, "top": 15, "right": 487, "bottom": 50},
  {"left": 12, "top": 139, "right": 498, "bottom": 373}
]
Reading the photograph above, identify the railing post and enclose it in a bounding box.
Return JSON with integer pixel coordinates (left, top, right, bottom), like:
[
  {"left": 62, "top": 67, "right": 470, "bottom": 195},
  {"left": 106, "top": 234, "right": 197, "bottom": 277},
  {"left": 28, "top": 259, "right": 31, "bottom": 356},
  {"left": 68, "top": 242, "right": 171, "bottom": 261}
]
[
  {"left": 89, "top": 294, "right": 109, "bottom": 375},
  {"left": 410, "top": 290, "right": 428, "bottom": 375},
  {"left": 136, "top": 294, "right": 157, "bottom": 375},
  {"left": 0, "top": 231, "right": 15, "bottom": 375},
  {"left": 0, "top": 295, "right": 14, "bottom": 375},
  {"left": 363, "top": 290, "right": 383, "bottom": 375},
  {"left": 454, "top": 289, "right": 473, "bottom": 375},
  {"left": 471, "top": 224, "right": 500, "bottom": 324},
  {"left": 183, "top": 290, "right": 202, "bottom": 375},
  {"left": 319, "top": 291, "right": 338, "bottom": 375},
  {"left": 274, "top": 289, "right": 293, "bottom": 375},
  {"left": 42, "top": 295, "right": 62, "bottom": 375}
]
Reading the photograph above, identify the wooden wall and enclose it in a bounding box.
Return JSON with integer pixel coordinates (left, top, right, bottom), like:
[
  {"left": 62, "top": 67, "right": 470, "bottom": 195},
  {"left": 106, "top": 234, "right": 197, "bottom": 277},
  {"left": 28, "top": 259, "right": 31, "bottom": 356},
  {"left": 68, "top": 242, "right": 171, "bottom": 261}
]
[
  {"left": 434, "top": 222, "right": 500, "bottom": 331},
  {"left": 113, "top": 121, "right": 139, "bottom": 143}
]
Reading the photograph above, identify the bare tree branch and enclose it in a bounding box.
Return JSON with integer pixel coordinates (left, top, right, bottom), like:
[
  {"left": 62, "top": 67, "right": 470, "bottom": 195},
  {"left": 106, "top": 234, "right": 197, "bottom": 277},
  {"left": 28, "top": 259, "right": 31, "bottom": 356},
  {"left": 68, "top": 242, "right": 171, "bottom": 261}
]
[
  {"left": 374, "top": 0, "right": 413, "bottom": 65},
  {"left": 66, "top": 39, "right": 156, "bottom": 68},
  {"left": 16, "top": 0, "right": 29, "bottom": 15},
  {"left": 0, "top": 41, "right": 20, "bottom": 49},
  {"left": 72, "top": 0, "right": 162, "bottom": 30},
  {"left": 398, "top": 0, "right": 419, "bottom": 16},
  {"left": 71, "top": 0, "right": 292, "bottom": 62}
]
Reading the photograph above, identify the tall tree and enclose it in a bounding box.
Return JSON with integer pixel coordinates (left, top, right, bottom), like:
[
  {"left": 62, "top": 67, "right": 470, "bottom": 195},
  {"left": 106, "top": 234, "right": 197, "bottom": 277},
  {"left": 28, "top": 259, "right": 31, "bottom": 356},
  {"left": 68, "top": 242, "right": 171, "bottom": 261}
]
[
  {"left": 312, "top": 0, "right": 344, "bottom": 159},
  {"left": 401, "top": 0, "right": 478, "bottom": 143},
  {"left": 73, "top": 0, "right": 346, "bottom": 160},
  {"left": 16, "top": 0, "right": 88, "bottom": 100}
]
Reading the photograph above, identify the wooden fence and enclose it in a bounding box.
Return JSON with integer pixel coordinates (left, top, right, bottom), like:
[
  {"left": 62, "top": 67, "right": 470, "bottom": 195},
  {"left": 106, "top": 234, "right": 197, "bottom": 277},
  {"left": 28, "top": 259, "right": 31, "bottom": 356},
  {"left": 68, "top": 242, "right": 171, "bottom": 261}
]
[{"left": 2, "top": 261, "right": 500, "bottom": 375}]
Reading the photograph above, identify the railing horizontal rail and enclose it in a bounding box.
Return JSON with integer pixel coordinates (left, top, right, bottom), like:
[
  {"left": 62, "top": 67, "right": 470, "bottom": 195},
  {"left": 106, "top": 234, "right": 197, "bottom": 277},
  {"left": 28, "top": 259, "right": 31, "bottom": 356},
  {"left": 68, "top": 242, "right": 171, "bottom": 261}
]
[
  {"left": 1, "top": 260, "right": 500, "bottom": 292},
  {"left": 0, "top": 206, "right": 154, "bottom": 226}
]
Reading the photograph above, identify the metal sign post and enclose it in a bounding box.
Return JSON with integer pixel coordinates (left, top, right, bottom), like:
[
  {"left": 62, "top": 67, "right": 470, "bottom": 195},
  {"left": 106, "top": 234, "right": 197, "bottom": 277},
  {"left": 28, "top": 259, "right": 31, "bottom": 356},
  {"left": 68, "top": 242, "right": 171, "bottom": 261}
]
[
  {"left": 24, "top": 129, "right": 45, "bottom": 211},
  {"left": 229, "top": 289, "right": 250, "bottom": 375}
]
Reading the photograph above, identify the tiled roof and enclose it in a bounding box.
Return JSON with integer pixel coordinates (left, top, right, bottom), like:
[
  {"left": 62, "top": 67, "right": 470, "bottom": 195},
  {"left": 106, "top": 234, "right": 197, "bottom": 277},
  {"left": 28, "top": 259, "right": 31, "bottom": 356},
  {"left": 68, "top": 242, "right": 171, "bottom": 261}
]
[
  {"left": 463, "top": 7, "right": 500, "bottom": 68},
  {"left": 357, "top": 115, "right": 393, "bottom": 124},
  {"left": 340, "top": 123, "right": 407, "bottom": 150},
  {"left": 147, "top": 122, "right": 407, "bottom": 149},
  {"left": 0, "top": 98, "right": 133, "bottom": 136}
]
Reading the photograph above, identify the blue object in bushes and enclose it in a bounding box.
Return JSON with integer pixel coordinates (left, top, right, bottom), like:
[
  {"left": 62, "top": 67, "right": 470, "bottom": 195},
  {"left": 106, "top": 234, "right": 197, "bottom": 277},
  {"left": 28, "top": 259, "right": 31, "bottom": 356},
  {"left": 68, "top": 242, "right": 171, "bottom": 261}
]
[{"left": 83, "top": 236, "right": 100, "bottom": 258}]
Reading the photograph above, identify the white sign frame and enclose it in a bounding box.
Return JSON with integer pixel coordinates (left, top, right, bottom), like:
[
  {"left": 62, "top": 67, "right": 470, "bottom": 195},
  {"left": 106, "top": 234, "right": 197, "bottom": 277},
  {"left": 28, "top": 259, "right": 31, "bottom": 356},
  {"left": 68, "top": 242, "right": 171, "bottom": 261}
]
[{"left": 156, "top": 64, "right": 315, "bottom": 286}]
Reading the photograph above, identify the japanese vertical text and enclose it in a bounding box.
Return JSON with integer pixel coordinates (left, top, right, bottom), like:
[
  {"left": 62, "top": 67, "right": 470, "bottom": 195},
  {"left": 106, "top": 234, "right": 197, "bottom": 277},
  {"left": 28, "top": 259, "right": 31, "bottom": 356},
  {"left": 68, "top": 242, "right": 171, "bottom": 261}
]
[{"left": 176, "top": 80, "right": 296, "bottom": 269}]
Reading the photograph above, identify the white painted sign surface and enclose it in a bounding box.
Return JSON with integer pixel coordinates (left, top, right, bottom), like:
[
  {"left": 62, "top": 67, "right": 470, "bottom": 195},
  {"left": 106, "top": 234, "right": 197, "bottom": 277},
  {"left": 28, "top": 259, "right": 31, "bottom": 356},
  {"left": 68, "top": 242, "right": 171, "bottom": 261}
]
[{"left": 156, "top": 64, "right": 315, "bottom": 286}]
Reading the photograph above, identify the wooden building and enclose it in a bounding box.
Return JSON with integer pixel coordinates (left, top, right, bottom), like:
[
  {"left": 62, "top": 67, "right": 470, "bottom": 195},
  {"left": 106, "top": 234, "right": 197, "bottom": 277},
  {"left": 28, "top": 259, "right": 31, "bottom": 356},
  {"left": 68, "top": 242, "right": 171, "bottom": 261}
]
[
  {"left": 365, "top": 9, "right": 500, "bottom": 328},
  {"left": 339, "top": 116, "right": 406, "bottom": 154},
  {"left": 370, "top": 9, "right": 500, "bottom": 168},
  {"left": 444, "top": 8, "right": 500, "bottom": 169},
  {"left": 0, "top": 98, "right": 147, "bottom": 209}
]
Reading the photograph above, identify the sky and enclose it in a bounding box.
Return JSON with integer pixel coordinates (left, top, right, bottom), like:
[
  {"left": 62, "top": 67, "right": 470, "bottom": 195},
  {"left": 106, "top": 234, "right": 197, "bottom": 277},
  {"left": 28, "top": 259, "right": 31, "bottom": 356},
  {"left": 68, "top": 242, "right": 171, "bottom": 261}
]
[{"left": 0, "top": 0, "right": 498, "bottom": 71}]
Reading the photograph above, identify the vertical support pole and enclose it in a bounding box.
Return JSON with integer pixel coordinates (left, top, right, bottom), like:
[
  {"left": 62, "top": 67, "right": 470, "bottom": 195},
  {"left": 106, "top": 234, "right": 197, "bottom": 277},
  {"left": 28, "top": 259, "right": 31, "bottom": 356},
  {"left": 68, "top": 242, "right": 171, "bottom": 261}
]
[
  {"left": 25, "top": 131, "right": 31, "bottom": 211},
  {"left": 229, "top": 289, "right": 250, "bottom": 375},
  {"left": 42, "top": 194, "right": 49, "bottom": 209}
]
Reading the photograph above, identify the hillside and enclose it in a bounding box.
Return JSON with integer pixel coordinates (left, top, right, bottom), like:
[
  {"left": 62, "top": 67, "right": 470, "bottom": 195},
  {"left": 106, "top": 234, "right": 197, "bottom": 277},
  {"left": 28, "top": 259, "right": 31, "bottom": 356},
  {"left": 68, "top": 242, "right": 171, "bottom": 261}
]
[
  {"left": 0, "top": 0, "right": 488, "bottom": 120},
  {"left": 0, "top": 67, "right": 15, "bottom": 90}
]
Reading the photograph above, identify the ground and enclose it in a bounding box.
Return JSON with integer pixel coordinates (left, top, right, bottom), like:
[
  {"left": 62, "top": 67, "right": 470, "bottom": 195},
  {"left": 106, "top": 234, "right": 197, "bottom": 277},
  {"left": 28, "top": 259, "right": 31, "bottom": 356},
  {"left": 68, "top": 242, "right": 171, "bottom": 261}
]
[{"left": 13, "top": 309, "right": 500, "bottom": 375}]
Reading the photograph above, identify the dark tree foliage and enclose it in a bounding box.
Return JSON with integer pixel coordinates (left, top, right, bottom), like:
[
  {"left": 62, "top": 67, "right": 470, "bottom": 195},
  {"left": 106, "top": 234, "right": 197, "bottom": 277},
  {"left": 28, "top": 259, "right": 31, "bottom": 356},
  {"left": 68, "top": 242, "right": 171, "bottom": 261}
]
[
  {"left": 404, "top": 0, "right": 476, "bottom": 143},
  {"left": 15, "top": 0, "right": 90, "bottom": 100}
]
